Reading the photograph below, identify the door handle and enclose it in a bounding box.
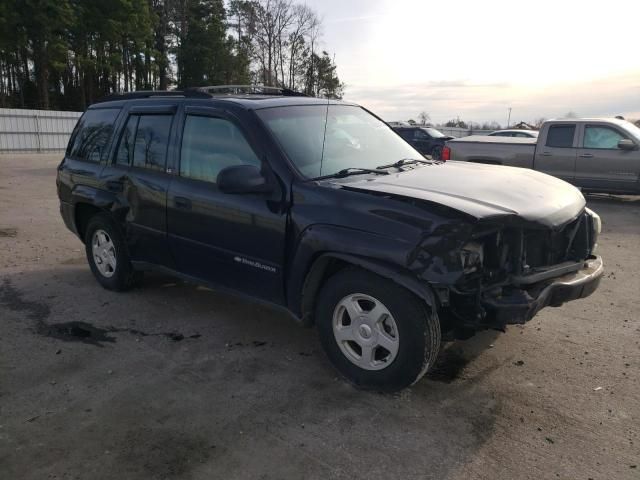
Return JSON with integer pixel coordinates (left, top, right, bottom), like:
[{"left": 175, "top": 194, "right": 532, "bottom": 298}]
[
  {"left": 106, "top": 180, "right": 124, "bottom": 192},
  {"left": 174, "top": 196, "right": 192, "bottom": 209},
  {"left": 579, "top": 153, "right": 594, "bottom": 158},
  {"left": 540, "top": 152, "right": 552, "bottom": 156}
]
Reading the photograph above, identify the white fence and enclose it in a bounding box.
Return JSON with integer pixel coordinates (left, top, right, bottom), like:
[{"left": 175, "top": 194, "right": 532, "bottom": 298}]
[
  {"left": 0, "top": 108, "right": 82, "bottom": 153},
  {"left": 0, "top": 107, "right": 495, "bottom": 153},
  {"left": 435, "top": 126, "right": 493, "bottom": 138}
]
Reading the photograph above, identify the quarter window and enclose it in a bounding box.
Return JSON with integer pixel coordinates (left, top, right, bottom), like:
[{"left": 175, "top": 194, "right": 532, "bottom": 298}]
[
  {"left": 180, "top": 115, "right": 261, "bottom": 183},
  {"left": 584, "top": 126, "right": 626, "bottom": 149},
  {"left": 68, "top": 108, "right": 119, "bottom": 162},
  {"left": 546, "top": 125, "right": 575, "bottom": 148}
]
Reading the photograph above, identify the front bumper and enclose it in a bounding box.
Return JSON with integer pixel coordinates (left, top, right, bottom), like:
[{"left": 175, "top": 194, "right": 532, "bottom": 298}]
[{"left": 482, "top": 255, "right": 603, "bottom": 325}]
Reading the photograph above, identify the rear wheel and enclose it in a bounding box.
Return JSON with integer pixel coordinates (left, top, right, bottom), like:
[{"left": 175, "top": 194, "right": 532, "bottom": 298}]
[
  {"left": 84, "top": 214, "right": 139, "bottom": 291},
  {"left": 431, "top": 146, "right": 443, "bottom": 160},
  {"left": 316, "top": 268, "right": 441, "bottom": 391}
]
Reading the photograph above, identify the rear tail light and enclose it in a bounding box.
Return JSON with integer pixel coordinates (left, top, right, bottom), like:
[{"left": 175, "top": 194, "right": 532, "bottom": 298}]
[{"left": 441, "top": 146, "right": 451, "bottom": 161}]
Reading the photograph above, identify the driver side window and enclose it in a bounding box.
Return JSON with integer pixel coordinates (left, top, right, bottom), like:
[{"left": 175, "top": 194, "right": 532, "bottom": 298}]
[
  {"left": 180, "top": 115, "right": 261, "bottom": 184},
  {"left": 584, "top": 126, "right": 626, "bottom": 149}
]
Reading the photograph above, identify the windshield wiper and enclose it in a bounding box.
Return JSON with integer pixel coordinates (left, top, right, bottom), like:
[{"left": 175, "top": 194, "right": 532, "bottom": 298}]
[
  {"left": 376, "top": 158, "right": 433, "bottom": 170},
  {"left": 312, "top": 167, "right": 390, "bottom": 181}
]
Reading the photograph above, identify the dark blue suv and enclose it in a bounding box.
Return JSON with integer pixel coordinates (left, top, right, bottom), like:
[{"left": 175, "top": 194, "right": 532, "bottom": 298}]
[{"left": 57, "top": 86, "right": 603, "bottom": 391}]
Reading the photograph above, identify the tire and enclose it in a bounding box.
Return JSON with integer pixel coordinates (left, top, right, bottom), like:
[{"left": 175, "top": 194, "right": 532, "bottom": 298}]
[
  {"left": 316, "top": 268, "right": 441, "bottom": 392},
  {"left": 84, "top": 213, "right": 140, "bottom": 291},
  {"left": 431, "top": 145, "right": 443, "bottom": 160}
]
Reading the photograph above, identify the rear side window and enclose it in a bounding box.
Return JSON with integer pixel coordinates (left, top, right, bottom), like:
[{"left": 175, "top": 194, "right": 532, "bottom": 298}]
[
  {"left": 115, "top": 116, "right": 138, "bottom": 166},
  {"left": 179, "top": 115, "right": 261, "bottom": 184},
  {"left": 68, "top": 108, "right": 119, "bottom": 162},
  {"left": 114, "top": 114, "right": 173, "bottom": 171},
  {"left": 397, "top": 130, "right": 413, "bottom": 140},
  {"left": 546, "top": 125, "right": 575, "bottom": 148},
  {"left": 133, "top": 115, "right": 173, "bottom": 171}
]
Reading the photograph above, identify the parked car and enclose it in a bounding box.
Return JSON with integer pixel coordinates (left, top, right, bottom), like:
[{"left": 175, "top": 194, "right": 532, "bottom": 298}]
[
  {"left": 57, "top": 87, "right": 603, "bottom": 391},
  {"left": 488, "top": 129, "right": 539, "bottom": 138},
  {"left": 443, "top": 118, "right": 640, "bottom": 194},
  {"left": 391, "top": 125, "right": 453, "bottom": 159}
]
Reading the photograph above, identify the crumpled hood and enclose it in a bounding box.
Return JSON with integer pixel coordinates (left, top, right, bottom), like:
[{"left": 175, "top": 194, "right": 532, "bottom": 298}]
[{"left": 342, "top": 161, "right": 586, "bottom": 228}]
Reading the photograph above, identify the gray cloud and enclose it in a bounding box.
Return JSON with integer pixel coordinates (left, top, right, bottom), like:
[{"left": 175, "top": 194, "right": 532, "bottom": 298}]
[{"left": 344, "top": 75, "right": 640, "bottom": 124}]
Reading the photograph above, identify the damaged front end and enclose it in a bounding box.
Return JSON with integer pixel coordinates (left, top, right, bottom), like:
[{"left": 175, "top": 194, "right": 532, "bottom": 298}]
[{"left": 440, "top": 208, "right": 603, "bottom": 335}]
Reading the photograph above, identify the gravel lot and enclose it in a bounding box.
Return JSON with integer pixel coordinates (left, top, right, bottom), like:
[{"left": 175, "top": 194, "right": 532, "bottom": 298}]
[{"left": 1, "top": 154, "right": 638, "bottom": 480}]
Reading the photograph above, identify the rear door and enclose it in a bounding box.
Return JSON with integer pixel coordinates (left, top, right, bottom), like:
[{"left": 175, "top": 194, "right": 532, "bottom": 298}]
[
  {"left": 101, "top": 104, "right": 177, "bottom": 267},
  {"left": 534, "top": 124, "right": 577, "bottom": 183},
  {"left": 574, "top": 123, "right": 640, "bottom": 192},
  {"left": 166, "top": 107, "right": 288, "bottom": 303}
]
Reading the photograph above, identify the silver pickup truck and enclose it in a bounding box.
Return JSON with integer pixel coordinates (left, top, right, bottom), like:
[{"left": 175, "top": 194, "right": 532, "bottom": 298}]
[{"left": 443, "top": 118, "right": 640, "bottom": 194}]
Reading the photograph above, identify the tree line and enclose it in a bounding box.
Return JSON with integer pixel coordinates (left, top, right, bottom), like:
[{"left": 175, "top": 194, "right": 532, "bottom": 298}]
[{"left": 0, "top": 0, "right": 344, "bottom": 111}]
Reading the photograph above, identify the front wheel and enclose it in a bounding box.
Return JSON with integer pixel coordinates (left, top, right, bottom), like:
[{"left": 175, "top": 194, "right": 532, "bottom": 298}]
[{"left": 316, "top": 268, "right": 441, "bottom": 392}]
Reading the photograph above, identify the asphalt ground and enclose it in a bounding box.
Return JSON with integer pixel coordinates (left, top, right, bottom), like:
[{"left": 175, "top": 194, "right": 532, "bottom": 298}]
[{"left": 1, "top": 154, "right": 638, "bottom": 479}]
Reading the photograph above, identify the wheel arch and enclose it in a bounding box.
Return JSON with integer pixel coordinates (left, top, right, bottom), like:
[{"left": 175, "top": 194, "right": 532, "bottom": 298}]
[
  {"left": 74, "top": 203, "right": 103, "bottom": 242},
  {"left": 298, "top": 252, "right": 438, "bottom": 327},
  {"left": 71, "top": 184, "right": 126, "bottom": 243}
]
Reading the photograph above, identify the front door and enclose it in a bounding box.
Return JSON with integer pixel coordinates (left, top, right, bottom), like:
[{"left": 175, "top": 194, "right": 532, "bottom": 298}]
[
  {"left": 534, "top": 124, "right": 577, "bottom": 184},
  {"left": 166, "top": 108, "right": 288, "bottom": 303},
  {"left": 575, "top": 123, "right": 640, "bottom": 192}
]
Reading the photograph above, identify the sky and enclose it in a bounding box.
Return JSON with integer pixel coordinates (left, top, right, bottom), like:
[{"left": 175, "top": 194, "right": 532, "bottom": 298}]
[{"left": 303, "top": 0, "right": 640, "bottom": 125}]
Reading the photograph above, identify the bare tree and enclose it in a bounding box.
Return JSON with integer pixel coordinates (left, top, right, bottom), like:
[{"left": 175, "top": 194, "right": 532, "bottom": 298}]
[
  {"left": 533, "top": 117, "right": 546, "bottom": 129},
  {"left": 229, "top": 0, "right": 340, "bottom": 95},
  {"left": 418, "top": 111, "right": 430, "bottom": 125},
  {"left": 286, "top": 4, "right": 317, "bottom": 89}
]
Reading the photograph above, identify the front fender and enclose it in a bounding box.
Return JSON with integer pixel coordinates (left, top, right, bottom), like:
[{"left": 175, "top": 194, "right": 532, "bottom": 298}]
[{"left": 287, "top": 224, "right": 437, "bottom": 325}]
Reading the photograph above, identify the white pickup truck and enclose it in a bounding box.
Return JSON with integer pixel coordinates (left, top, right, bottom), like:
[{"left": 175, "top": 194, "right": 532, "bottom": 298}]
[{"left": 443, "top": 118, "right": 640, "bottom": 194}]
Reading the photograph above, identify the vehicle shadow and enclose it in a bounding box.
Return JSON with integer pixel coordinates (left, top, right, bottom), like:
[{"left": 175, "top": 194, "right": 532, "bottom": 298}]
[{"left": 1, "top": 265, "right": 501, "bottom": 480}]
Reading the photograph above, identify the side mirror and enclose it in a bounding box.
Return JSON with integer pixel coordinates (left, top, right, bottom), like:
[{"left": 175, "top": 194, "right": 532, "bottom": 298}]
[
  {"left": 618, "top": 139, "right": 637, "bottom": 151},
  {"left": 217, "top": 165, "right": 273, "bottom": 194}
]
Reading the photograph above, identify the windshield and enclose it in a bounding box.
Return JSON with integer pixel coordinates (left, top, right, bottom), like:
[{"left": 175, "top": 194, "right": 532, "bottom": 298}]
[
  {"left": 257, "top": 105, "right": 423, "bottom": 178},
  {"left": 423, "top": 128, "right": 446, "bottom": 138},
  {"left": 620, "top": 120, "right": 640, "bottom": 142}
]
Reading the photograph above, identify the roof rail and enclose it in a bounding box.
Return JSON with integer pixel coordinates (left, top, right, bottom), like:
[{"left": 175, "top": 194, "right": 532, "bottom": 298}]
[
  {"left": 94, "top": 89, "right": 212, "bottom": 104},
  {"left": 93, "top": 85, "right": 308, "bottom": 104},
  {"left": 192, "top": 85, "right": 308, "bottom": 97}
]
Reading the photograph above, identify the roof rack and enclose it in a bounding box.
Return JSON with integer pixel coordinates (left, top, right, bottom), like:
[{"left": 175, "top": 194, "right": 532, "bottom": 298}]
[
  {"left": 93, "top": 85, "right": 308, "bottom": 104},
  {"left": 192, "top": 85, "right": 308, "bottom": 97},
  {"left": 94, "top": 89, "right": 211, "bottom": 103}
]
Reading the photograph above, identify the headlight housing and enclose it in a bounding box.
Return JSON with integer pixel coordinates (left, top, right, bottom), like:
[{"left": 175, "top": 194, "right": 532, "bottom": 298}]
[
  {"left": 585, "top": 207, "right": 601, "bottom": 253},
  {"left": 460, "top": 241, "right": 484, "bottom": 273}
]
